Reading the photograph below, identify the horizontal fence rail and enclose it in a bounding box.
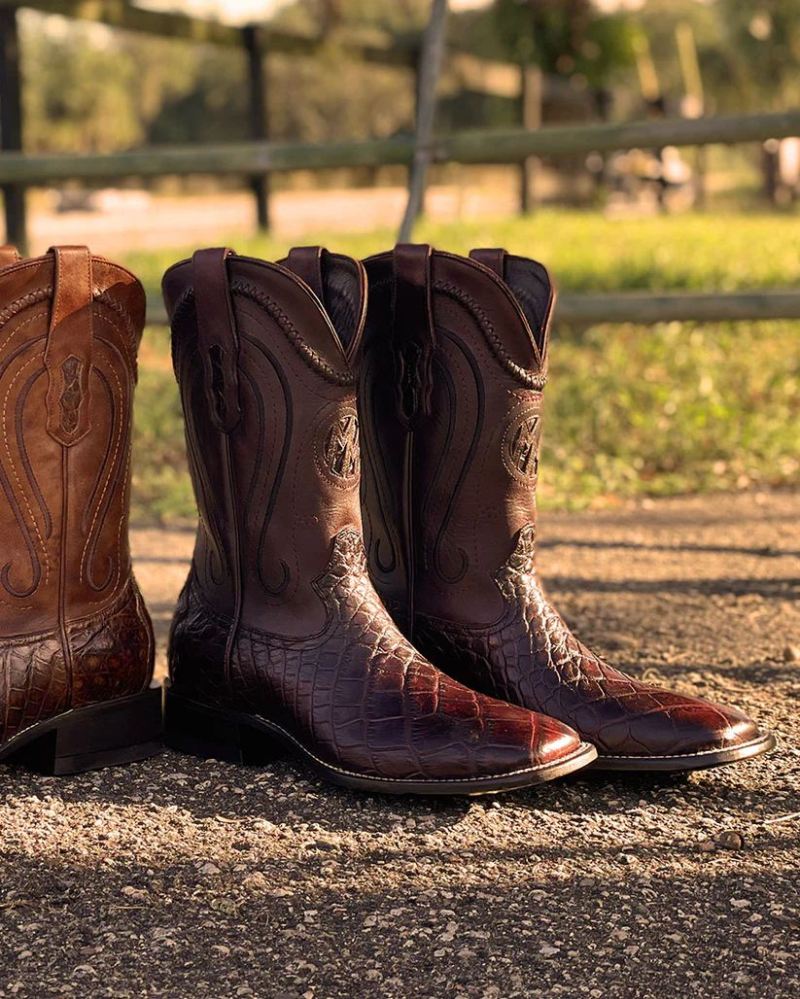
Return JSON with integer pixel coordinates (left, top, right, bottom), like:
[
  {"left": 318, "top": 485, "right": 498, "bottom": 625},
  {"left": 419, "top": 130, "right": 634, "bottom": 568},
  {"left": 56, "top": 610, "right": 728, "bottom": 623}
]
[
  {"left": 552, "top": 290, "right": 800, "bottom": 325},
  {"left": 2, "top": 109, "right": 800, "bottom": 184},
  {"left": 145, "top": 290, "right": 800, "bottom": 328},
  {"left": 3, "top": 103, "right": 800, "bottom": 326}
]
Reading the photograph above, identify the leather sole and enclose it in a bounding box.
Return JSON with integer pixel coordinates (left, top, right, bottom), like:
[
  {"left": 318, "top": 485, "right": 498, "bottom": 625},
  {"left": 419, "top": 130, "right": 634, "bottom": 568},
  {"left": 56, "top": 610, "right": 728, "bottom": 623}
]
[
  {"left": 0, "top": 684, "right": 164, "bottom": 776},
  {"left": 590, "top": 730, "right": 777, "bottom": 772},
  {"left": 164, "top": 688, "right": 598, "bottom": 796}
]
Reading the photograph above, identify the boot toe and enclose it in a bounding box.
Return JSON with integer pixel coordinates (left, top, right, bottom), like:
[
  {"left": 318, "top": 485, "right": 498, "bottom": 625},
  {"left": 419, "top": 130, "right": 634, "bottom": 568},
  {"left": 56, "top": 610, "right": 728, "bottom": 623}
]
[
  {"left": 530, "top": 711, "right": 585, "bottom": 767},
  {"left": 467, "top": 693, "right": 587, "bottom": 778},
  {"left": 595, "top": 690, "right": 767, "bottom": 762}
]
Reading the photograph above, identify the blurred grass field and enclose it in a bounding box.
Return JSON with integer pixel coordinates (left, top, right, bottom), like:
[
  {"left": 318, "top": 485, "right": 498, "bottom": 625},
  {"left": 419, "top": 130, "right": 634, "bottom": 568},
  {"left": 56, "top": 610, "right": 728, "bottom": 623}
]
[{"left": 127, "top": 209, "right": 800, "bottom": 523}]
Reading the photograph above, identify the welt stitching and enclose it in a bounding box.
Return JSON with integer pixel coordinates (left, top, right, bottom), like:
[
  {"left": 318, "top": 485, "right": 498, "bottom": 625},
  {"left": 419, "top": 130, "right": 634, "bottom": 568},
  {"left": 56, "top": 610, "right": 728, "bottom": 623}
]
[{"left": 233, "top": 719, "right": 576, "bottom": 785}]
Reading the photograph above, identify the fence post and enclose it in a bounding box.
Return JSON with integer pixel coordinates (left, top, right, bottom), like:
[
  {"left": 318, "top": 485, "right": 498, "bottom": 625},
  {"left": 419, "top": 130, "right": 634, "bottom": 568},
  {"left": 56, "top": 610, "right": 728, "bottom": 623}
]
[
  {"left": 519, "top": 63, "right": 542, "bottom": 214},
  {"left": 0, "top": 6, "right": 27, "bottom": 252},
  {"left": 243, "top": 23, "right": 270, "bottom": 232},
  {"left": 398, "top": 0, "right": 448, "bottom": 243},
  {"left": 411, "top": 45, "right": 425, "bottom": 219},
  {"left": 675, "top": 21, "right": 706, "bottom": 210}
]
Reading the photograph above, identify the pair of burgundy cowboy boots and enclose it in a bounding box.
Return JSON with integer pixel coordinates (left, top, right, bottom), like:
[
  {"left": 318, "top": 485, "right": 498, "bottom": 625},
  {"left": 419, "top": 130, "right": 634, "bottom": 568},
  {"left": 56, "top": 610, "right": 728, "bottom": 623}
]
[{"left": 0, "top": 242, "right": 774, "bottom": 794}]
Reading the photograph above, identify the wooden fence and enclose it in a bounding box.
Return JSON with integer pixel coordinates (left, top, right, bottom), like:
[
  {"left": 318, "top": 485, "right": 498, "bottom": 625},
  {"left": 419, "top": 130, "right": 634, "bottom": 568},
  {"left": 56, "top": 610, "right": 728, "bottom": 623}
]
[
  {"left": 3, "top": 110, "right": 799, "bottom": 183},
  {"left": 142, "top": 289, "right": 800, "bottom": 329},
  {"left": 2, "top": 2, "right": 800, "bottom": 326}
]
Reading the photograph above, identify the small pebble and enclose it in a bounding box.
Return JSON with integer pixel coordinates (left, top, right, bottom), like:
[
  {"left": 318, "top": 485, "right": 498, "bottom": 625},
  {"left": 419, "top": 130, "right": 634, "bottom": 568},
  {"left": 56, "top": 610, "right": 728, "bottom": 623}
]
[{"left": 715, "top": 830, "right": 746, "bottom": 850}]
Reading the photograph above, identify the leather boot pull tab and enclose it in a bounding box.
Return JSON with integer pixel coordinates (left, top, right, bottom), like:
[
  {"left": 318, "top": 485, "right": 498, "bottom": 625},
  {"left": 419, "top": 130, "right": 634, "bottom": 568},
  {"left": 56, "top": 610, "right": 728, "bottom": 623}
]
[
  {"left": 285, "top": 246, "right": 326, "bottom": 305},
  {"left": 192, "top": 247, "right": 241, "bottom": 434},
  {"left": 45, "top": 246, "right": 94, "bottom": 447},
  {"left": 0, "top": 245, "right": 20, "bottom": 268},
  {"left": 392, "top": 243, "right": 435, "bottom": 429},
  {"left": 469, "top": 248, "right": 507, "bottom": 279}
]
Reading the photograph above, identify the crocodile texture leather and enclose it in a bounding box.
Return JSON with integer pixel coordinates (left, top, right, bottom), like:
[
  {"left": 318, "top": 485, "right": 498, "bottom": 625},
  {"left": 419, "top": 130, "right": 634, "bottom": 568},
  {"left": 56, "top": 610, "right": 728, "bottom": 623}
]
[
  {"left": 360, "top": 246, "right": 767, "bottom": 763},
  {"left": 414, "top": 526, "right": 758, "bottom": 758},
  {"left": 163, "top": 247, "right": 585, "bottom": 783},
  {"left": 170, "top": 528, "right": 579, "bottom": 779},
  {"left": 0, "top": 247, "right": 154, "bottom": 749}
]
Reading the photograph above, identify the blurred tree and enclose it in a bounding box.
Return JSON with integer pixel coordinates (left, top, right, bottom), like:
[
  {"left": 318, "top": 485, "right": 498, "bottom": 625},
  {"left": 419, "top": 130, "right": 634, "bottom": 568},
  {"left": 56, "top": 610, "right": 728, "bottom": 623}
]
[
  {"left": 22, "top": 14, "right": 204, "bottom": 153},
  {"left": 21, "top": 1, "right": 422, "bottom": 157},
  {"left": 489, "top": 0, "right": 634, "bottom": 85},
  {"left": 635, "top": 0, "right": 717, "bottom": 110},
  {"left": 277, "top": 0, "right": 428, "bottom": 35},
  {"left": 24, "top": 18, "right": 141, "bottom": 153},
  {"left": 146, "top": 48, "right": 248, "bottom": 146},
  {"left": 265, "top": 0, "right": 424, "bottom": 144},
  {"left": 714, "top": 0, "right": 800, "bottom": 109},
  {"left": 636, "top": 0, "right": 800, "bottom": 114}
]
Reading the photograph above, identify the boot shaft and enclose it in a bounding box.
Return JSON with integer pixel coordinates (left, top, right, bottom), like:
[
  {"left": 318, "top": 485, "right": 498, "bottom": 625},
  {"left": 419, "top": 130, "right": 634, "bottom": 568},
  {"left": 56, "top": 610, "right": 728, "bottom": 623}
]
[
  {"left": 163, "top": 247, "right": 366, "bottom": 637},
  {"left": 0, "top": 247, "right": 145, "bottom": 636},
  {"left": 360, "top": 246, "right": 554, "bottom": 631}
]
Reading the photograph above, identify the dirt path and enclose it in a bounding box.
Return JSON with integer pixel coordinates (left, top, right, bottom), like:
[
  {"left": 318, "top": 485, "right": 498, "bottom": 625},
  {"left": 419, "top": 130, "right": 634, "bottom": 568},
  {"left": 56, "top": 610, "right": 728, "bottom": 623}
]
[
  {"left": 1, "top": 492, "right": 798, "bottom": 998},
  {"left": 24, "top": 181, "right": 522, "bottom": 256}
]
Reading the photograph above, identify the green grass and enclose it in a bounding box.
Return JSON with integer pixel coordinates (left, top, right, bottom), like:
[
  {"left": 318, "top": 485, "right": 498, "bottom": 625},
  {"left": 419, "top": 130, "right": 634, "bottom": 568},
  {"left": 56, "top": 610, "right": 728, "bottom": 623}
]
[
  {"left": 126, "top": 208, "right": 800, "bottom": 300},
  {"left": 125, "top": 209, "right": 800, "bottom": 523}
]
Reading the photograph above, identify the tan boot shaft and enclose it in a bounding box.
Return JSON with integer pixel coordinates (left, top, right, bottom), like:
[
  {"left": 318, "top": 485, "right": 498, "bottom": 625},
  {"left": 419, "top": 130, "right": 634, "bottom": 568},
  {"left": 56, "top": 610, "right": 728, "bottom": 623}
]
[{"left": 0, "top": 247, "right": 158, "bottom": 772}]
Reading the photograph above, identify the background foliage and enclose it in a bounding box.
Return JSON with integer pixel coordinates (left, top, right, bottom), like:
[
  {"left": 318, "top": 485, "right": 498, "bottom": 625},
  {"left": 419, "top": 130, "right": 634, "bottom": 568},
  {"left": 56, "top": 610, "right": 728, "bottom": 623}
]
[
  {"left": 12, "top": 1, "right": 800, "bottom": 521},
  {"left": 126, "top": 210, "right": 800, "bottom": 522},
  {"left": 20, "top": 0, "right": 800, "bottom": 154}
]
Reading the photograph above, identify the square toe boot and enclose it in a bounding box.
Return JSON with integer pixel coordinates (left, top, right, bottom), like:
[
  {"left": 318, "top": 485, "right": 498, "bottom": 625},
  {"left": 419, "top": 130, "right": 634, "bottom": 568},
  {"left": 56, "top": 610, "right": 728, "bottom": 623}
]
[
  {"left": 359, "top": 245, "right": 776, "bottom": 773},
  {"left": 160, "top": 246, "right": 596, "bottom": 795},
  {"left": 0, "top": 246, "right": 161, "bottom": 775}
]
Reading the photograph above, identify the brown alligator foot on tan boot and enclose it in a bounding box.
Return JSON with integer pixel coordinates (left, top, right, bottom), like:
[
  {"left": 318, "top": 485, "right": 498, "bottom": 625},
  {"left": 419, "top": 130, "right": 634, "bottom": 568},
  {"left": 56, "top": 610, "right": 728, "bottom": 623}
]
[
  {"left": 0, "top": 247, "right": 161, "bottom": 774},
  {"left": 161, "top": 247, "right": 596, "bottom": 796},
  {"left": 359, "top": 245, "right": 775, "bottom": 774}
]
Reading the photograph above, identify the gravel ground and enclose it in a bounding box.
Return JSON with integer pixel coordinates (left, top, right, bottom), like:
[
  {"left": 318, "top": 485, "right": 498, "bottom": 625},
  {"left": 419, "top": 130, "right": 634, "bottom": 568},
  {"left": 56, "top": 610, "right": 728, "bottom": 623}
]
[{"left": 1, "top": 491, "right": 798, "bottom": 999}]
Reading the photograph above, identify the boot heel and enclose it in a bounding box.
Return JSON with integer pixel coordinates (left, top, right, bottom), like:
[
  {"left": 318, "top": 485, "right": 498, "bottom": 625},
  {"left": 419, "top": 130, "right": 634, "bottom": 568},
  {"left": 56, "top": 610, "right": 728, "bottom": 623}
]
[
  {"left": 12, "top": 684, "right": 164, "bottom": 776},
  {"left": 164, "top": 689, "right": 284, "bottom": 766}
]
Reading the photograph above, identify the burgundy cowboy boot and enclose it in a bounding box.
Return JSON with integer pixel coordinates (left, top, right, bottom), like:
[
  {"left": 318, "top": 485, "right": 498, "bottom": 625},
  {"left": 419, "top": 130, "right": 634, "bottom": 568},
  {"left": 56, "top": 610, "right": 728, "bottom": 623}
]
[
  {"left": 161, "top": 246, "right": 596, "bottom": 795},
  {"left": 359, "top": 245, "right": 775, "bottom": 772},
  {"left": 0, "top": 245, "right": 160, "bottom": 774}
]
